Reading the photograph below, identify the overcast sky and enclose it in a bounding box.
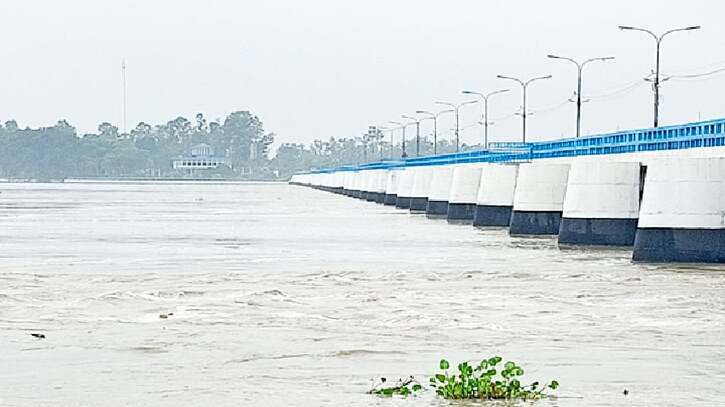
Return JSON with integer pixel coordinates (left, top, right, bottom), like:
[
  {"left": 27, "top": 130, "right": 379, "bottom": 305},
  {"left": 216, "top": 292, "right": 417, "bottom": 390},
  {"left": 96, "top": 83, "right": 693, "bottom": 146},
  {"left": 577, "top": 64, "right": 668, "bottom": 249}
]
[{"left": 1, "top": 0, "right": 723, "bottom": 148}]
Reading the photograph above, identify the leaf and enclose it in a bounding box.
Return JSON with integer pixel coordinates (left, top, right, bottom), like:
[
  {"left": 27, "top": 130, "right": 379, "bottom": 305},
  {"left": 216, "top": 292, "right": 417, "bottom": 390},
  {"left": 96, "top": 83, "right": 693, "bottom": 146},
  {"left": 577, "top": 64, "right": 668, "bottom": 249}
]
[
  {"left": 504, "top": 361, "right": 515, "bottom": 370},
  {"left": 440, "top": 359, "right": 450, "bottom": 370},
  {"left": 549, "top": 380, "right": 559, "bottom": 390},
  {"left": 382, "top": 388, "right": 394, "bottom": 396},
  {"left": 412, "top": 384, "right": 422, "bottom": 391},
  {"left": 436, "top": 374, "right": 446, "bottom": 383}
]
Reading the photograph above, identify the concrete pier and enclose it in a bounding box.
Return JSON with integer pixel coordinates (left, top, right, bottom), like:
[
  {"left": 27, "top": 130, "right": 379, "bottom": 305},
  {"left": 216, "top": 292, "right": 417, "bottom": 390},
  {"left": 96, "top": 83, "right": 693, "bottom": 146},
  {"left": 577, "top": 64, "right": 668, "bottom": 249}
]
[
  {"left": 356, "top": 172, "right": 367, "bottom": 199},
  {"left": 559, "top": 161, "right": 641, "bottom": 246},
  {"left": 510, "top": 163, "right": 571, "bottom": 235},
  {"left": 633, "top": 157, "right": 725, "bottom": 263},
  {"left": 341, "top": 173, "right": 350, "bottom": 195},
  {"left": 409, "top": 166, "right": 434, "bottom": 212},
  {"left": 346, "top": 172, "right": 357, "bottom": 197},
  {"left": 383, "top": 169, "right": 400, "bottom": 205},
  {"left": 395, "top": 169, "right": 415, "bottom": 209},
  {"left": 473, "top": 164, "right": 519, "bottom": 227},
  {"left": 426, "top": 166, "right": 453, "bottom": 217},
  {"left": 333, "top": 172, "right": 345, "bottom": 194},
  {"left": 356, "top": 171, "right": 368, "bottom": 200},
  {"left": 364, "top": 170, "right": 378, "bottom": 202},
  {"left": 447, "top": 164, "right": 484, "bottom": 223},
  {"left": 351, "top": 172, "right": 363, "bottom": 199},
  {"left": 374, "top": 170, "right": 388, "bottom": 203}
]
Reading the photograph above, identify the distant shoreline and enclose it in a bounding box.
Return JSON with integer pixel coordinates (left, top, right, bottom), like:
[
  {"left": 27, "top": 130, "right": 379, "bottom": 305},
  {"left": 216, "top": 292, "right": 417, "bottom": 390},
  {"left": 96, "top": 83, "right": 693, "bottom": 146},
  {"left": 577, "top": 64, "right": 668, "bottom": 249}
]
[{"left": 0, "top": 178, "right": 288, "bottom": 184}]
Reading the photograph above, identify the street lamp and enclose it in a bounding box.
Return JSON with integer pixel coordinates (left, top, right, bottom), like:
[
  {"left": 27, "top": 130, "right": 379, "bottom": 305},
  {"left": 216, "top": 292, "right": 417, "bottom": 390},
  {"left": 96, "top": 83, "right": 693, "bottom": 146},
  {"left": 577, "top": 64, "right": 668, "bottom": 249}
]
[
  {"left": 547, "top": 55, "right": 614, "bottom": 138},
  {"left": 361, "top": 132, "right": 370, "bottom": 163},
  {"left": 383, "top": 123, "right": 399, "bottom": 159},
  {"left": 434, "top": 100, "right": 478, "bottom": 152},
  {"left": 388, "top": 120, "right": 408, "bottom": 158},
  {"left": 401, "top": 115, "right": 422, "bottom": 157},
  {"left": 377, "top": 126, "right": 390, "bottom": 160},
  {"left": 416, "top": 109, "right": 454, "bottom": 155},
  {"left": 461, "top": 89, "right": 510, "bottom": 148},
  {"left": 496, "top": 74, "right": 552, "bottom": 144},
  {"left": 619, "top": 25, "right": 700, "bottom": 128}
]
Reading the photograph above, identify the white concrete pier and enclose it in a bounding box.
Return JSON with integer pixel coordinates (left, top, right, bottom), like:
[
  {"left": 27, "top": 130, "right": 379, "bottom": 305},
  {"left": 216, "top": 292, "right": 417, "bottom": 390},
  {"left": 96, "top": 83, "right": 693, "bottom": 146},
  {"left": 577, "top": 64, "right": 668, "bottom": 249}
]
[
  {"left": 633, "top": 157, "right": 725, "bottom": 262},
  {"left": 559, "top": 160, "right": 642, "bottom": 246},
  {"left": 473, "top": 164, "right": 519, "bottom": 227},
  {"left": 510, "top": 163, "right": 571, "bottom": 235}
]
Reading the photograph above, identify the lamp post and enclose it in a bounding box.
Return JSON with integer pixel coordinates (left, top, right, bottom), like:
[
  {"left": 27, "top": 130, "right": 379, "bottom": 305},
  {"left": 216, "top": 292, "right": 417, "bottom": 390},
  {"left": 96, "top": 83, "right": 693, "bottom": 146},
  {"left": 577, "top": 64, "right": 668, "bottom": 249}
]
[
  {"left": 377, "top": 126, "right": 389, "bottom": 160},
  {"left": 377, "top": 127, "right": 384, "bottom": 160},
  {"left": 416, "top": 109, "right": 454, "bottom": 155},
  {"left": 547, "top": 55, "right": 614, "bottom": 138},
  {"left": 362, "top": 132, "right": 370, "bottom": 163},
  {"left": 496, "top": 74, "right": 552, "bottom": 144},
  {"left": 461, "top": 89, "right": 510, "bottom": 148},
  {"left": 434, "top": 100, "right": 478, "bottom": 152},
  {"left": 401, "top": 115, "right": 422, "bottom": 157},
  {"left": 619, "top": 25, "right": 700, "bottom": 128},
  {"left": 388, "top": 120, "right": 408, "bottom": 158},
  {"left": 388, "top": 127, "right": 396, "bottom": 159}
]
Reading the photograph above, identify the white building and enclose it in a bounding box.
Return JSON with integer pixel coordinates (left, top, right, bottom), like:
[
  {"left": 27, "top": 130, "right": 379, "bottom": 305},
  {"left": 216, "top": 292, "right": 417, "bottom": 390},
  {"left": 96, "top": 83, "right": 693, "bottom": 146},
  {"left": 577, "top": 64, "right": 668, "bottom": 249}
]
[{"left": 172, "top": 143, "right": 225, "bottom": 170}]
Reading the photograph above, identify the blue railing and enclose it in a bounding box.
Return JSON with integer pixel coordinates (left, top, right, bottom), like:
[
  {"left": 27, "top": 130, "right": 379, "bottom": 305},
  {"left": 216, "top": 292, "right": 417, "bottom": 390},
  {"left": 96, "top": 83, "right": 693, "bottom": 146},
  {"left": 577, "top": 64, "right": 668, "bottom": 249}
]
[{"left": 302, "top": 118, "right": 725, "bottom": 174}]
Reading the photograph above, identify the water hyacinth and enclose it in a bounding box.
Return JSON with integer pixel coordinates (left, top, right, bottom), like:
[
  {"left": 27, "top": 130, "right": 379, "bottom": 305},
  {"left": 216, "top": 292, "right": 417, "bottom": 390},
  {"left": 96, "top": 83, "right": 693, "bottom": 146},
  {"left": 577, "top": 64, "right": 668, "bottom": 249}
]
[{"left": 371, "top": 356, "right": 559, "bottom": 400}]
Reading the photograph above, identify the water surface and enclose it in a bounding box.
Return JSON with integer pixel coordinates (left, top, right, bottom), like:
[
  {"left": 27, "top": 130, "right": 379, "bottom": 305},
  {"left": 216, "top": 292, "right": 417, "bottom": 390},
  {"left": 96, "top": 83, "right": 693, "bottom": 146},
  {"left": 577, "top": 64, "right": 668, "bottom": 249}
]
[{"left": 1, "top": 182, "right": 724, "bottom": 406}]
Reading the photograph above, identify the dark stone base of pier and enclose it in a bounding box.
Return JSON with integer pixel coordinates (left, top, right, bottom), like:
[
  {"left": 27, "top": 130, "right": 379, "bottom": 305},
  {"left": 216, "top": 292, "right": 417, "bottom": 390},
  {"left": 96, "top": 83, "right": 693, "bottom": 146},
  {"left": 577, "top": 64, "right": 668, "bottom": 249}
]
[
  {"left": 559, "top": 217, "right": 638, "bottom": 246},
  {"left": 395, "top": 196, "right": 412, "bottom": 209},
  {"left": 633, "top": 228, "right": 725, "bottom": 263},
  {"left": 383, "top": 194, "right": 397, "bottom": 206},
  {"left": 365, "top": 192, "right": 377, "bottom": 202},
  {"left": 343, "top": 189, "right": 352, "bottom": 196},
  {"left": 352, "top": 190, "right": 362, "bottom": 199},
  {"left": 509, "top": 210, "right": 562, "bottom": 235},
  {"left": 447, "top": 203, "right": 476, "bottom": 223},
  {"left": 409, "top": 197, "right": 428, "bottom": 212},
  {"left": 374, "top": 192, "right": 386, "bottom": 204},
  {"left": 473, "top": 205, "right": 513, "bottom": 227},
  {"left": 426, "top": 200, "right": 449, "bottom": 217}
]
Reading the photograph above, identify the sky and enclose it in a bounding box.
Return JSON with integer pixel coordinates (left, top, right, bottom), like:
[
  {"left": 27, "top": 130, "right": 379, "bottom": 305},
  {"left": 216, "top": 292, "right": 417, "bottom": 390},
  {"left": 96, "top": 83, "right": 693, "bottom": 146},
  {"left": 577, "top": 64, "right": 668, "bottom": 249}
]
[{"left": 1, "top": 0, "right": 723, "bottom": 149}]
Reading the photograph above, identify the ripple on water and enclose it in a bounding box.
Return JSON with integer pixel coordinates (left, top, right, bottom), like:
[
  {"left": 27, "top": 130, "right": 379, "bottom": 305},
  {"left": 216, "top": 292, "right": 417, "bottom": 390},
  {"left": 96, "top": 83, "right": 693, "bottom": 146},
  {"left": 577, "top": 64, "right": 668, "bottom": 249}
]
[{"left": 0, "top": 182, "right": 724, "bottom": 407}]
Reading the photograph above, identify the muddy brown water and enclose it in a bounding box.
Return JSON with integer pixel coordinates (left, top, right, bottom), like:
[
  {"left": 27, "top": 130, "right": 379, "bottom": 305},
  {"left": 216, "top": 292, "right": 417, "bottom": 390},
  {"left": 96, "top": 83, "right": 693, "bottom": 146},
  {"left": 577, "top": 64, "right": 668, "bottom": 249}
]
[{"left": 1, "top": 182, "right": 724, "bottom": 406}]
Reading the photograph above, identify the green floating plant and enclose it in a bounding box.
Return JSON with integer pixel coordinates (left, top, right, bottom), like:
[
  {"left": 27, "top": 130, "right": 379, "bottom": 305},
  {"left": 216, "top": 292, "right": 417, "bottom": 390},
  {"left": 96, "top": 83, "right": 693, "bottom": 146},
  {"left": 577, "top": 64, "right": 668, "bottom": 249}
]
[
  {"left": 371, "top": 356, "right": 559, "bottom": 401},
  {"left": 369, "top": 376, "right": 422, "bottom": 397}
]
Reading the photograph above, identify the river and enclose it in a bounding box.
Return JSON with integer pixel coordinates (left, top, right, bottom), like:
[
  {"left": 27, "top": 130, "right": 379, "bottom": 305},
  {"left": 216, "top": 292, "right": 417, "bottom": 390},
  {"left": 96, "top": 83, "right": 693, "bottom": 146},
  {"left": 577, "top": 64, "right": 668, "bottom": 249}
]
[{"left": 1, "top": 182, "right": 724, "bottom": 406}]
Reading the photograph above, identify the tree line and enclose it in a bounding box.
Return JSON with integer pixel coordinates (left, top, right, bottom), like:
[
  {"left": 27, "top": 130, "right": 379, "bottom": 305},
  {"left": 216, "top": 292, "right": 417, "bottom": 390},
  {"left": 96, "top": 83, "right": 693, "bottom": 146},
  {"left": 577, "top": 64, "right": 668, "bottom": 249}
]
[
  {"left": 273, "top": 135, "right": 476, "bottom": 177},
  {"left": 0, "top": 111, "right": 274, "bottom": 180},
  {"left": 0, "top": 111, "right": 477, "bottom": 180}
]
